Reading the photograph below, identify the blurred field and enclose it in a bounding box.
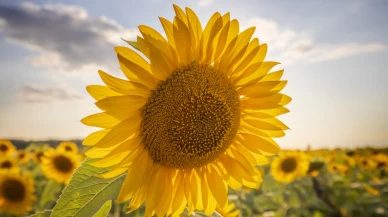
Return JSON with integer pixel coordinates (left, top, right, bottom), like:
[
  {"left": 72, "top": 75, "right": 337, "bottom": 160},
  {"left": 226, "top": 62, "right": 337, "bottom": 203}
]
[{"left": 0, "top": 140, "right": 387, "bottom": 217}]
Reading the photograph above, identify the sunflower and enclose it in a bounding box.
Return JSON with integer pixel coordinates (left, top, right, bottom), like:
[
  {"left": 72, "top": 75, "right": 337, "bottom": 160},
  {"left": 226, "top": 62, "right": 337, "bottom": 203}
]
[
  {"left": 56, "top": 141, "right": 79, "bottom": 154},
  {"left": 0, "top": 156, "right": 19, "bottom": 172},
  {"left": 0, "top": 170, "right": 36, "bottom": 215},
  {"left": 270, "top": 151, "right": 309, "bottom": 183},
  {"left": 82, "top": 5, "right": 290, "bottom": 216},
  {"left": 15, "top": 150, "right": 29, "bottom": 164},
  {"left": 365, "top": 185, "right": 379, "bottom": 196},
  {"left": 357, "top": 157, "right": 377, "bottom": 171},
  {"left": 328, "top": 163, "right": 349, "bottom": 175},
  {"left": 40, "top": 148, "right": 80, "bottom": 184},
  {"left": 33, "top": 150, "right": 45, "bottom": 164},
  {"left": 216, "top": 202, "right": 240, "bottom": 217},
  {"left": 0, "top": 140, "right": 16, "bottom": 156}
]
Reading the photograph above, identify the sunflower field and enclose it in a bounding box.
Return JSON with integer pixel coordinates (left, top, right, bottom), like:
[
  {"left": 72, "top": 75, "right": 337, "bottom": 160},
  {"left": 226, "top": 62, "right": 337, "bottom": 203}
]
[{"left": 1, "top": 139, "right": 387, "bottom": 217}]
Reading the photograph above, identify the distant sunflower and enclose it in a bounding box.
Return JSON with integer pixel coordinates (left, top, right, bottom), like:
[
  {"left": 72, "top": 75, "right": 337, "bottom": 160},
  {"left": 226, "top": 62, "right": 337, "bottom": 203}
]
[
  {"left": 216, "top": 202, "right": 240, "bottom": 217},
  {"left": 357, "top": 157, "right": 377, "bottom": 171},
  {"left": 270, "top": 151, "right": 309, "bottom": 183},
  {"left": 57, "top": 141, "right": 79, "bottom": 154},
  {"left": 0, "top": 170, "right": 36, "bottom": 215},
  {"left": 365, "top": 185, "right": 379, "bottom": 196},
  {"left": 0, "top": 156, "right": 18, "bottom": 172},
  {"left": 81, "top": 4, "right": 291, "bottom": 216},
  {"left": 40, "top": 149, "right": 80, "bottom": 184},
  {"left": 0, "top": 140, "right": 15, "bottom": 156},
  {"left": 33, "top": 151, "right": 45, "bottom": 164},
  {"left": 328, "top": 163, "right": 349, "bottom": 175},
  {"left": 15, "top": 150, "right": 29, "bottom": 164}
]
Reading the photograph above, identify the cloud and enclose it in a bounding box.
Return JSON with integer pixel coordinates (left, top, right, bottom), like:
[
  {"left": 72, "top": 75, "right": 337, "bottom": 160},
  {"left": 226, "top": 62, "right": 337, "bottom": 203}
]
[
  {"left": 245, "top": 17, "right": 386, "bottom": 65},
  {"left": 0, "top": 2, "right": 138, "bottom": 74},
  {"left": 198, "top": 0, "right": 214, "bottom": 7},
  {"left": 21, "top": 84, "right": 83, "bottom": 103}
]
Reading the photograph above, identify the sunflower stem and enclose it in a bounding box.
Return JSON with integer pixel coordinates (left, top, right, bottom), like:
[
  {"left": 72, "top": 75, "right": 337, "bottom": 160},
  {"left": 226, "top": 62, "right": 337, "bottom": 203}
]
[{"left": 311, "top": 177, "right": 343, "bottom": 217}]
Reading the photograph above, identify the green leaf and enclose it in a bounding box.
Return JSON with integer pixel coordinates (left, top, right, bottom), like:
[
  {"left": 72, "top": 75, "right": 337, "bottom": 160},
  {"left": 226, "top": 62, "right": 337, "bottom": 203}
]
[
  {"left": 92, "top": 200, "right": 112, "bottom": 217},
  {"left": 122, "top": 38, "right": 140, "bottom": 51},
  {"left": 39, "top": 180, "right": 62, "bottom": 209},
  {"left": 308, "top": 161, "right": 325, "bottom": 173},
  {"left": 28, "top": 210, "right": 52, "bottom": 217},
  {"left": 50, "top": 158, "right": 125, "bottom": 217}
]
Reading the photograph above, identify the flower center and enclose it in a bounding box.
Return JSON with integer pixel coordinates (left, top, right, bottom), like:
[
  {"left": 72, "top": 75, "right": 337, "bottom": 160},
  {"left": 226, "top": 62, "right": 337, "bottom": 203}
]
[
  {"left": 1, "top": 161, "right": 12, "bottom": 169},
  {"left": 53, "top": 155, "right": 73, "bottom": 173},
  {"left": 0, "top": 144, "right": 8, "bottom": 152},
  {"left": 18, "top": 153, "right": 25, "bottom": 159},
  {"left": 1, "top": 179, "right": 25, "bottom": 202},
  {"left": 141, "top": 63, "right": 240, "bottom": 168},
  {"left": 36, "top": 152, "right": 43, "bottom": 163},
  {"left": 65, "top": 146, "right": 72, "bottom": 151},
  {"left": 281, "top": 157, "right": 297, "bottom": 173}
]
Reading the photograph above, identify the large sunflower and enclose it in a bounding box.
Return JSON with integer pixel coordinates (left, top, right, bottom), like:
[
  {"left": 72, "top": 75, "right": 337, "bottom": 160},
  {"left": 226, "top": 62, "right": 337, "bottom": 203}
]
[
  {"left": 0, "top": 170, "right": 36, "bottom": 215},
  {"left": 82, "top": 5, "right": 290, "bottom": 216},
  {"left": 0, "top": 140, "right": 16, "bottom": 156},
  {"left": 56, "top": 141, "right": 79, "bottom": 154},
  {"left": 270, "top": 151, "right": 309, "bottom": 183},
  {"left": 40, "top": 149, "right": 80, "bottom": 184}
]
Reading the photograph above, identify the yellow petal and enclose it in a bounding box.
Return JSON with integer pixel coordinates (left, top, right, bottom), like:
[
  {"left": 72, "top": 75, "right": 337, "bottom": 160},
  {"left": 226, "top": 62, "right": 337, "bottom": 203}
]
[
  {"left": 98, "top": 70, "right": 149, "bottom": 96},
  {"left": 95, "top": 95, "right": 146, "bottom": 120},
  {"left": 240, "top": 93, "right": 292, "bottom": 110},
  {"left": 173, "top": 16, "right": 192, "bottom": 66},
  {"left": 83, "top": 129, "right": 110, "bottom": 146},
  {"left": 117, "top": 151, "right": 152, "bottom": 202},
  {"left": 159, "top": 17, "right": 176, "bottom": 49},
  {"left": 94, "top": 117, "right": 141, "bottom": 148},
  {"left": 237, "top": 133, "right": 280, "bottom": 154},
  {"left": 186, "top": 7, "right": 202, "bottom": 59},
  {"left": 81, "top": 112, "right": 120, "bottom": 128},
  {"left": 173, "top": 4, "right": 188, "bottom": 25},
  {"left": 86, "top": 85, "right": 122, "bottom": 101},
  {"left": 199, "top": 12, "right": 222, "bottom": 63},
  {"left": 206, "top": 166, "right": 227, "bottom": 208}
]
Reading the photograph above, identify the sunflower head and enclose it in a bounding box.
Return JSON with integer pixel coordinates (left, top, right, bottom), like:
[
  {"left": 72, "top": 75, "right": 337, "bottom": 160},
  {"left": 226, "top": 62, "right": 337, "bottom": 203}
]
[
  {"left": 270, "top": 151, "right": 309, "bottom": 183},
  {"left": 357, "top": 157, "right": 377, "bottom": 171},
  {"left": 56, "top": 141, "right": 79, "bottom": 154},
  {"left": 82, "top": 4, "right": 290, "bottom": 216},
  {"left": 0, "top": 156, "right": 19, "bottom": 172},
  {"left": 33, "top": 151, "right": 45, "bottom": 164},
  {"left": 15, "top": 150, "right": 30, "bottom": 164},
  {"left": 40, "top": 148, "right": 80, "bottom": 184},
  {"left": 0, "top": 140, "right": 16, "bottom": 156},
  {"left": 0, "top": 170, "right": 36, "bottom": 215}
]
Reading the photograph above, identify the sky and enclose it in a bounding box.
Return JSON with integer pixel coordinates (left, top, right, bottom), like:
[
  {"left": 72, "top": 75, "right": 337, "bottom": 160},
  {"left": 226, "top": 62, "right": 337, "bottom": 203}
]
[{"left": 0, "top": 0, "right": 387, "bottom": 150}]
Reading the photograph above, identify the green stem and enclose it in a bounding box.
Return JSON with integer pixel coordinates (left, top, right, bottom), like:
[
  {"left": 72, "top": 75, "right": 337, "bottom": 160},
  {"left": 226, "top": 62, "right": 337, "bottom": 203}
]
[{"left": 312, "top": 177, "right": 343, "bottom": 217}]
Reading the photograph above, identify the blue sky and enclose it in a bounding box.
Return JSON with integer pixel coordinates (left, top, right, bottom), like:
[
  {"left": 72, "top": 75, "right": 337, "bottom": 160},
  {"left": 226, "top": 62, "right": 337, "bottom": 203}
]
[{"left": 0, "top": 0, "right": 387, "bottom": 149}]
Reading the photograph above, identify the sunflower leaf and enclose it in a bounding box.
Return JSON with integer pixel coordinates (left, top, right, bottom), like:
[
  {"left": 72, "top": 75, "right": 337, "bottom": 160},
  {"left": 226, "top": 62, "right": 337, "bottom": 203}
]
[
  {"left": 39, "top": 180, "right": 62, "bottom": 209},
  {"left": 122, "top": 38, "right": 140, "bottom": 51},
  {"left": 50, "top": 158, "right": 125, "bottom": 217},
  {"left": 92, "top": 200, "right": 112, "bottom": 217},
  {"left": 28, "top": 210, "right": 52, "bottom": 217}
]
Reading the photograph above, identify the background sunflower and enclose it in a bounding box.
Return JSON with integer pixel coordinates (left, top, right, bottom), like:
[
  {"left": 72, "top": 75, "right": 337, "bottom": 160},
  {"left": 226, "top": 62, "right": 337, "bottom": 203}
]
[
  {"left": 0, "top": 170, "right": 36, "bottom": 215},
  {"left": 40, "top": 148, "right": 80, "bottom": 184},
  {"left": 270, "top": 151, "right": 309, "bottom": 183}
]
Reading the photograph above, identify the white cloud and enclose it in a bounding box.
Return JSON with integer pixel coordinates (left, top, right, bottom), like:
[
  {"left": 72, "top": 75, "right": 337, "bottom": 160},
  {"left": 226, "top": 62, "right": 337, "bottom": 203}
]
[
  {"left": 0, "top": 2, "right": 138, "bottom": 74},
  {"left": 245, "top": 17, "right": 386, "bottom": 65},
  {"left": 198, "top": 0, "right": 214, "bottom": 7},
  {"left": 21, "top": 84, "right": 83, "bottom": 103}
]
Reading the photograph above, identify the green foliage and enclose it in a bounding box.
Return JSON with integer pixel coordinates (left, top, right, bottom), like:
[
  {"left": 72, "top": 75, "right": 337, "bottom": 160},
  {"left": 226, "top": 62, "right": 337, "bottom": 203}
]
[
  {"left": 28, "top": 210, "right": 52, "bottom": 217},
  {"left": 39, "top": 180, "right": 62, "bottom": 210},
  {"left": 50, "top": 158, "right": 125, "bottom": 217},
  {"left": 92, "top": 200, "right": 112, "bottom": 217}
]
